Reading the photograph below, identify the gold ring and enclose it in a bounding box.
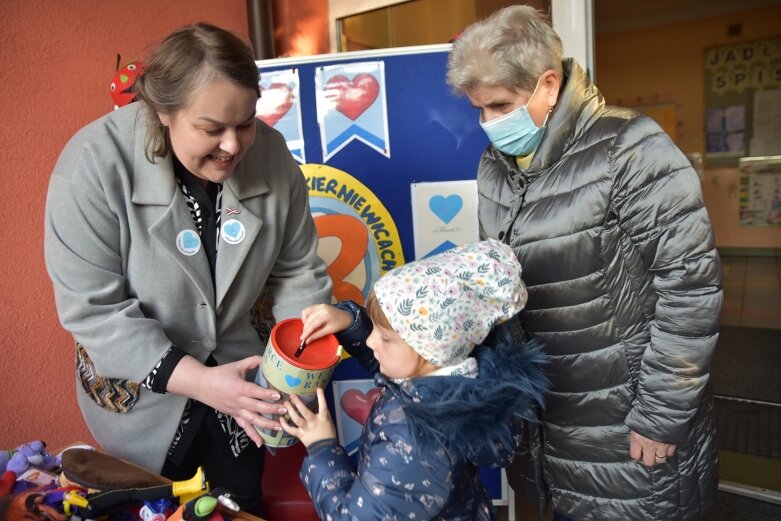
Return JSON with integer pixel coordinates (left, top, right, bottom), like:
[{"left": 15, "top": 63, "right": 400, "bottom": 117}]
[{"left": 655, "top": 454, "right": 666, "bottom": 459}]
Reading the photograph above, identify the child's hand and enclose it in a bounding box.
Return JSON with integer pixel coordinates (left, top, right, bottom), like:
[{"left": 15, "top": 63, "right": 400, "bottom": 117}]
[
  {"left": 300, "top": 304, "right": 353, "bottom": 344},
  {"left": 279, "top": 387, "right": 337, "bottom": 447}
]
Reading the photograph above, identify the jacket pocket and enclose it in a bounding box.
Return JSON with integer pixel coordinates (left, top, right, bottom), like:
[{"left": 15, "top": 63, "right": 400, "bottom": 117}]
[{"left": 76, "top": 343, "right": 140, "bottom": 413}]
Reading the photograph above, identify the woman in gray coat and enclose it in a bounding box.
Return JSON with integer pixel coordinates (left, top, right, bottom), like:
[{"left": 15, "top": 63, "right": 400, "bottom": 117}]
[
  {"left": 447, "top": 6, "right": 722, "bottom": 521},
  {"left": 44, "top": 24, "right": 332, "bottom": 515}
]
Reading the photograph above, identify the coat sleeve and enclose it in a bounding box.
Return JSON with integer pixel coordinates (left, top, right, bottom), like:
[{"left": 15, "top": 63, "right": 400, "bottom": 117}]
[
  {"left": 300, "top": 422, "right": 453, "bottom": 520},
  {"left": 44, "top": 138, "right": 173, "bottom": 381},
  {"left": 334, "top": 300, "right": 380, "bottom": 374},
  {"left": 266, "top": 151, "right": 332, "bottom": 319},
  {"left": 609, "top": 115, "right": 722, "bottom": 445}
]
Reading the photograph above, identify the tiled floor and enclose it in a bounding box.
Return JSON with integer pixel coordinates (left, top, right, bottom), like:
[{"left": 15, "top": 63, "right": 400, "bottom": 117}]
[
  {"left": 721, "top": 252, "right": 781, "bottom": 330},
  {"left": 715, "top": 251, "right": 781, "bottom": 507}
]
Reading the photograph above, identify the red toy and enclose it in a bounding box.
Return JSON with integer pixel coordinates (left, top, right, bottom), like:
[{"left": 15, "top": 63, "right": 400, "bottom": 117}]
[
  {"left": 0, "top": 471, "right": 15, "bottom": 495},
  {"left": 110, "top": 55, "right": 144, "bottom": 109}
]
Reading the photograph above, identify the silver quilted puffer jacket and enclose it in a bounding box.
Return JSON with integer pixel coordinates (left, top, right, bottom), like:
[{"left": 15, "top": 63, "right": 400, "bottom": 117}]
[{"left": 478, "top": 59, "right": 722, "bottom": 520}]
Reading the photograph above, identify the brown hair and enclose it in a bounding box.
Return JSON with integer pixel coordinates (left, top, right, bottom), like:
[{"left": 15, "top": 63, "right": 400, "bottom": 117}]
[
  {"left": 135, "top": 23, "right": 260, "bottom": 162},
  {"left": 365, "top": 291, "right": 392, "bottom": 329}
]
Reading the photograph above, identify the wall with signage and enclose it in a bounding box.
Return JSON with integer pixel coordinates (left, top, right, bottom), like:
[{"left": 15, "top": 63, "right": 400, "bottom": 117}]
[
  {"left": 595, "top": 4, "right": 781, "bottom": 247},
  {"left": 704, "top": 37, "right": 781, "bottom": 166}
]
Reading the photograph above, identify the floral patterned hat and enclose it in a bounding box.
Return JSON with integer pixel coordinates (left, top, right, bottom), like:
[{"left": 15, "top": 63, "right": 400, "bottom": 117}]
[{"left": 374, "top": 238, "right": 528, "bottom": 367}]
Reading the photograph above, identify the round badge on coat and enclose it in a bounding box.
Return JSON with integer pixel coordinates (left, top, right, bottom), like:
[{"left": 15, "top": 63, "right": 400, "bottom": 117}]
[
  {"left": 176, "top": 229, "right": 201, "bottom": 256},
  {"left": 221, "top": 219, "right": 246, "bottom": 245}
]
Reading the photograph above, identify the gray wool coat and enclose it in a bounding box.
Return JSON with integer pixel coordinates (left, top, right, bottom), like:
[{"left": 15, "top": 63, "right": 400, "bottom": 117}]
[
  {"left": 45, "top": 103, "right": 332, "bottom": 472},
  {"left": 477, "top": 60, "right": 722, "bottom": 520}
]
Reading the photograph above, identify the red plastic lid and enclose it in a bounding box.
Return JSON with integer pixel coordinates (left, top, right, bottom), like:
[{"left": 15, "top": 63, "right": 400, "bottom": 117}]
[{"left": 271, "top": 318, "right": 341, "bottom": 370}]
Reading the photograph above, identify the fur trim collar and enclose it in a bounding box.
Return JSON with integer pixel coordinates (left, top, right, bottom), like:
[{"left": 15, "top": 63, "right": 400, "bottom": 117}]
[{"left": 378, "top": 331, "right": 548, "bottom": 467}]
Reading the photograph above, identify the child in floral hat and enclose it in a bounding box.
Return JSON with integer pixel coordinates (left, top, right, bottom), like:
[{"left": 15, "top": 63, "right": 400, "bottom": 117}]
[{"left": 280, "top": 239, "right": 548, "bottom": 520}]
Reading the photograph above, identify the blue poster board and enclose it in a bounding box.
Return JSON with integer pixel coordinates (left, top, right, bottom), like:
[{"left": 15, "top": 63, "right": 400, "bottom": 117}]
[
  {"left": 257, "top": 45, "right": 508, "bottom": 504},
  {"left": 257, "top": 44, "right": 488, "bottom": 261}
]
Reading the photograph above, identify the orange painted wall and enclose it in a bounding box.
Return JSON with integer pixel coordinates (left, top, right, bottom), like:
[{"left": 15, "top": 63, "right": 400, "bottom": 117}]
[
  {"left": 273, "top": 0, "right": 330, "bottom": 56},
  {"left": 595, "top": 5, "right": 781, "bottom": 248},
  {"left": 0, "top": 0, "right": 250, "bottom": 451}
]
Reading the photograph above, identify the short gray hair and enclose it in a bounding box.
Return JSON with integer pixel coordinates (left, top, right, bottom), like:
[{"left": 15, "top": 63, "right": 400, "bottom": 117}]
[
  {"left": 135, "top": 23, "right": 260, "bottom": 162},
  {"left": 447, "top": 5, "right": 562, "bottom": 95}
]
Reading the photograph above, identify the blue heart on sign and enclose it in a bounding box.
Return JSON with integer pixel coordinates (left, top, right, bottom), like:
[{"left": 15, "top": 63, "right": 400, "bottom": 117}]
[
  {"left": 429, "top": 195, "right": 463, "bottom": 224},
  {"left": 182, "top": 232, "right": 199, "bottom": 249},
  {"left": 284, "top": 374, "right": 302, "bottom": 387},
  {"left": 224, "top": 222, "right": 241, "bottom": 238}
]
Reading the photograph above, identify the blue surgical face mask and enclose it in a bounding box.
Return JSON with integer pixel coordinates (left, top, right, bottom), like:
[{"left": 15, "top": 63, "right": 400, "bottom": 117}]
[{"left": 480, "top": 78, "right": 548, "bottom": 157}]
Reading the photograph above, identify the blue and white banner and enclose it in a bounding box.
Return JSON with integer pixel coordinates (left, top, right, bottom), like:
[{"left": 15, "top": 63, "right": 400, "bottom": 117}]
[
  {"left": 257, "top": 67, "right": 306, "bottom": 163},
  {"left": 315, "top": 61, "right": 390, "bottom": 162}
]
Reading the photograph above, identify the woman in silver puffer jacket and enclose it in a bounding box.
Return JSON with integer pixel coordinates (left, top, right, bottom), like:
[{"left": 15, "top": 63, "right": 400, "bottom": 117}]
[{"left": 446, "top": 6, "right": 722, "bottom": 521}]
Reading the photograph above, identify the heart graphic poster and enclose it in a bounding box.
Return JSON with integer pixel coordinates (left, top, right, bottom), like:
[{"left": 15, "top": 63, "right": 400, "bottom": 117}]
[
  {"left": 256, "top": 67, "right": 306, "bottom": 163},
  {"left": 305, "top": 163, "right": 406, "bottom": 304},
  {"left": 411, "top": 180, "right": 479, "bottom": 259},
  {"left": 315, "top": 61, "right": 390, "bottom": 162},
  {"left": 332, "top": 378, "right": 378, "bottom": 456}
]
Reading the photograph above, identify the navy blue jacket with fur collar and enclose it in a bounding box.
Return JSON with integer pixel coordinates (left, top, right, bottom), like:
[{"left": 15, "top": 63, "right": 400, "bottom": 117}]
[{"left": 299, "top": 302, "right": 548, "bottom": 520}]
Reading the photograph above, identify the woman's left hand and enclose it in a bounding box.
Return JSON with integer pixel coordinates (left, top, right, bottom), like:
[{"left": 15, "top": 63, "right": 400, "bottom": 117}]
[
  {"left": 171, "top": 355, "right": 286, "bottom": 447},
  {"left": 279, "top": 387, "right": 337, "bottom": 447},
  {"left": 629, "top": 430, "right": 677, "bottom": 467}
]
